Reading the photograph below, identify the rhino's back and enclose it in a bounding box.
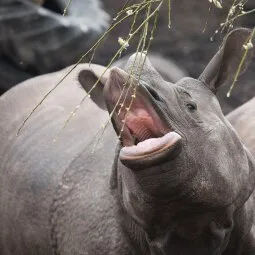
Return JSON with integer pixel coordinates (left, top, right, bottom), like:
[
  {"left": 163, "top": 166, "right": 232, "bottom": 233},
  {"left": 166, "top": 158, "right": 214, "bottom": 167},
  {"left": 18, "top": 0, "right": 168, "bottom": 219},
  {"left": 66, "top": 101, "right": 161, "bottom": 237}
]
[
  {"left": 227, "top": 97, "right": 255, "bottom": 156},
  {"left": 0, "top": 64, "right": 109, "bottom": 255}
]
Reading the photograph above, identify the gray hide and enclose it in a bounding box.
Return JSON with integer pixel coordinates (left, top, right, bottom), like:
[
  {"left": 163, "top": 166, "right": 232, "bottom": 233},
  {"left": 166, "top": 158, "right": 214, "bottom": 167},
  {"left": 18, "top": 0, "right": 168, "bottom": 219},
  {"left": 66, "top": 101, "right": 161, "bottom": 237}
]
[
  {"left": 0, "top": 28, "right": 254, "bottom": 255},
  {"left": 114, "top": 53, "right": 188, "bottom": 83},
  {"left": 227, "top": 97, "right": 255, "bottom": 156}
]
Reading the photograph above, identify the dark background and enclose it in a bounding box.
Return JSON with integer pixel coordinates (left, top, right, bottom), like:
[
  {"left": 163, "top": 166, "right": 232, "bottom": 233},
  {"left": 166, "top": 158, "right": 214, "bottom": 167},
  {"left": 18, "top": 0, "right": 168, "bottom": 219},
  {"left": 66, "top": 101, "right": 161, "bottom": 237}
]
[{"left": 1, "top": 0, "right": 254, "bottom": 114}]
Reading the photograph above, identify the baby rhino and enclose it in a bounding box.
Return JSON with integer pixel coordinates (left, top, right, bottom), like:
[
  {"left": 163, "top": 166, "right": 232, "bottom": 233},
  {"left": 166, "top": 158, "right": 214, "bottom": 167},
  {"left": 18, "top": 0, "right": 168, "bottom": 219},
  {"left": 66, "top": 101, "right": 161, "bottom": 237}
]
[{"left": 0, "top": 28, "right": 255, "bottom": 255}]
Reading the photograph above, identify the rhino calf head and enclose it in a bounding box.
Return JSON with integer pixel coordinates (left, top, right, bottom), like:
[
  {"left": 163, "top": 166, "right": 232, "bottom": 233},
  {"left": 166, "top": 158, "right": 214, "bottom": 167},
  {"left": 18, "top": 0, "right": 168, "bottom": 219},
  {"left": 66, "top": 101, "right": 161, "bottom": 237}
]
[{"left": 80, "top": 28, "right": 255, "bottom": 254}]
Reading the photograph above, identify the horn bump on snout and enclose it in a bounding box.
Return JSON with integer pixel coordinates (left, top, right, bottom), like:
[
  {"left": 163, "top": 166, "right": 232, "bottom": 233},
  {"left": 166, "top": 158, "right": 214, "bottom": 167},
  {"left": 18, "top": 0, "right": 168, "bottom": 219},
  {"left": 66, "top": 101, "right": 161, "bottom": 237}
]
[{"left": 125, "top": 52, "right": 152, "bottom": 72}]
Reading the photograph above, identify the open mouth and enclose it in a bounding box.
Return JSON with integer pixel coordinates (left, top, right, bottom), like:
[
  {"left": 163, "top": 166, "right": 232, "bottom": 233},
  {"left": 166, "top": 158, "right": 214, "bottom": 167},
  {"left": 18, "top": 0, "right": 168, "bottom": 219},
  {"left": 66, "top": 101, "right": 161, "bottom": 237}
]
[
  {"left": 104, "top": 67, "right": 182, "bottom": 165},
  {"left": 119, "top": 91, "right": 181, "bottom": 161}
]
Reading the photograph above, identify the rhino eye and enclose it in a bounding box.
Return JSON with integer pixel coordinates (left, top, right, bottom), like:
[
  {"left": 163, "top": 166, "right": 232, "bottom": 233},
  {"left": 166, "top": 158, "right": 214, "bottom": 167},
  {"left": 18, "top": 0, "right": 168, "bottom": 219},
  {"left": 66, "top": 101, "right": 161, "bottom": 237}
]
[{"left": 186, "top": 102, "right": 197, "bottom": 111}]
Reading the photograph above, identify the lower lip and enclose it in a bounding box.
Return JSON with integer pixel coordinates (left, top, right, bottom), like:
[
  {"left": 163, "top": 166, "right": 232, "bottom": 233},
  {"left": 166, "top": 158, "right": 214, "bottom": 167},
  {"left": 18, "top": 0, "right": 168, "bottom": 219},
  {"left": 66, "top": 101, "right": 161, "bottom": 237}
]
[{"left": 120, "top": 131, "right": 182, "bottom": 160}]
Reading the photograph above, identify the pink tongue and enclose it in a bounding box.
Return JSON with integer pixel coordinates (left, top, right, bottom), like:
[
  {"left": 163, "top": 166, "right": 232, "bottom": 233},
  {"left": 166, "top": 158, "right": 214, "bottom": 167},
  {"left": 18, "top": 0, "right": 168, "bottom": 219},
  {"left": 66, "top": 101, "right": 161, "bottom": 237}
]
[{"left": 120, "top": 131, "right": 181, "bottom": 160}]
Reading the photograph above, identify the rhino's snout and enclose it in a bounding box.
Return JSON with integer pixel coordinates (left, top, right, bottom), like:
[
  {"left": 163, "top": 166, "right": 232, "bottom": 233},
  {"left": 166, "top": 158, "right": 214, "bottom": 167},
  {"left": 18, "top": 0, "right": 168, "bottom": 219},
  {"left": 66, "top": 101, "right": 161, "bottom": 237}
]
[{"left": 104, "top": 67, "right": 182, "bottom": 169}]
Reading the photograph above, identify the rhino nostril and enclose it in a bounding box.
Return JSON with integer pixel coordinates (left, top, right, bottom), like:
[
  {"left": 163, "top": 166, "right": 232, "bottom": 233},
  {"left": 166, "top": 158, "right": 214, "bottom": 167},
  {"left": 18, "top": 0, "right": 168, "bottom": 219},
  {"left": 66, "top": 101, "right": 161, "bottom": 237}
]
[{"left": 146, "top": 86, "right": 162, "bottom": 102}]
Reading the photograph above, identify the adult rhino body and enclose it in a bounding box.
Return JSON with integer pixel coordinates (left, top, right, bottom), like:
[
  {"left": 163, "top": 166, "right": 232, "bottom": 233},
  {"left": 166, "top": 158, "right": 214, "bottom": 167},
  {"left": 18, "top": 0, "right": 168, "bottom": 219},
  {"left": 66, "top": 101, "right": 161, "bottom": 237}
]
[
  {"left": 0, "top": 54, "right": 186, "bottom": 255},
  {"left": 0, "top": 64, "right": 120, "bottom": 255},
  {"left": 0, "top": 28, "right": 255, "bottom": 255},
  {"left": 227, "top": 97, "right": 255, "bottom": 155}
]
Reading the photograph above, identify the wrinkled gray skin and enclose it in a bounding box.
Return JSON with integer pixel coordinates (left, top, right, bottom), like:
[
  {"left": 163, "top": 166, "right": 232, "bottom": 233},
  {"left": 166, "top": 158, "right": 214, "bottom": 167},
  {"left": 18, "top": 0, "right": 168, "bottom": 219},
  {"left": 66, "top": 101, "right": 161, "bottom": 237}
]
[
  {"left": 114, "top": 53, "right": 188, "bottom": 83},
  {"left": 0, "top": 28, "right": 255, "bottom": 255},
  {"left": 227, "top": 97, "right": 255, "bottom": 155}
]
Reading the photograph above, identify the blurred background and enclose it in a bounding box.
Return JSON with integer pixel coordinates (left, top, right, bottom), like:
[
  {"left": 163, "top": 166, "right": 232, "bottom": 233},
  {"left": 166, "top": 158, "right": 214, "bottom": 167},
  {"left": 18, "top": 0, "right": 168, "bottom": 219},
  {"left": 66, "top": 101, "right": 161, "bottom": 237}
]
[{"left": 0, "top": 0, "right": 254, "bottom": 114}]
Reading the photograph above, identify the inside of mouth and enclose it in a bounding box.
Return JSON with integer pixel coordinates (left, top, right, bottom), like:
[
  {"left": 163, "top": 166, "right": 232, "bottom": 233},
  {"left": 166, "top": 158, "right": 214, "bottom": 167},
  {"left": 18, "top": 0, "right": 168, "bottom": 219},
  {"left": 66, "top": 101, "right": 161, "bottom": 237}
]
[
  {"left": 125, "top": 109, "right": 167, "bottom": 145},
  {"left": 118, "top": 94, "right": 171, "bottom": 147},
  {"left": 118, "top": 99, "right": 181, "bottom": 160}
]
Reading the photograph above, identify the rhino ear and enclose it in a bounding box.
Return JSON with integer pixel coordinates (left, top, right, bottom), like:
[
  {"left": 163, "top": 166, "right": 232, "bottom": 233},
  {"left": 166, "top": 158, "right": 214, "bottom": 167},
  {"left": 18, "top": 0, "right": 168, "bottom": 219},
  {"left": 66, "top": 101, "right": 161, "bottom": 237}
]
[
  {"left": 199, "top": 28, "right": 255, "bottom": 93},
  {"left": 78, "top": 64, "right": 110, "bottom": 110}
]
